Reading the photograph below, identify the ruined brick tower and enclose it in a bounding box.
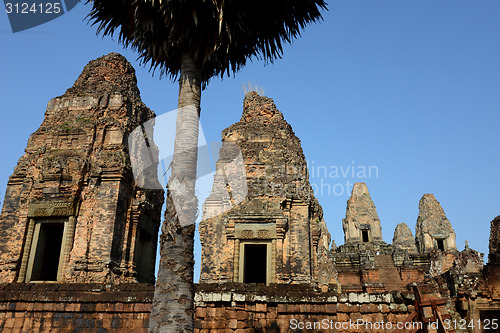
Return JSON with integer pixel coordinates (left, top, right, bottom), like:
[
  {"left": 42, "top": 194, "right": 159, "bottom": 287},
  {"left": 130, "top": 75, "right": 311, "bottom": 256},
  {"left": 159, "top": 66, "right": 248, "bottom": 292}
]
[
  {"left": 342, "top": 182, "right": 384, "bottom": 245},
  {"left": 392, "top": 222, "right": 417, "bottom": 253},
  {"left": 0, "top": 53, "right": 163, "bottom": 284},
  {"left": 199, "top": 92, "right": 337, "bottom": 286},
  {"left": 489, "top": 216, "right": 500, "bottom": 264},
  {"left": 415, "top": 193, "right": 457, "bottom": 253}
]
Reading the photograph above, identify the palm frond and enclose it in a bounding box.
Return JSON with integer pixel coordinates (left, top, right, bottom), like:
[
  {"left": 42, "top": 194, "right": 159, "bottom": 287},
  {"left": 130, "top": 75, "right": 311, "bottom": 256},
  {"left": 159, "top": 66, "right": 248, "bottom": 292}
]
[{"left": 87, "top": 0, "right": 327, "bottom": 82}]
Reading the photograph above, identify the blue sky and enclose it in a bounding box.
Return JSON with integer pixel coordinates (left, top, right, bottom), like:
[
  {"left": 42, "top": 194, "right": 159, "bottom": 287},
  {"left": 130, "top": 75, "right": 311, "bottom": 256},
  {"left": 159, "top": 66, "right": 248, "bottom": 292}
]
[{"left": 1, "top": 1, "right": 499, "bottom": 281}]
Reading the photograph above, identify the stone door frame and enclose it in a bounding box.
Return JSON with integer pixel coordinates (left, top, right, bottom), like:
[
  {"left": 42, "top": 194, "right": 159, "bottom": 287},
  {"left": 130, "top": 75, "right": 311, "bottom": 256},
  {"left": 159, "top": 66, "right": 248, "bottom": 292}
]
[
  {"left": 237, "top": 240, "right": 274, "bottom": 285},
  {"left": 18, "top": 201, "right": 77, "bottom": 283}
]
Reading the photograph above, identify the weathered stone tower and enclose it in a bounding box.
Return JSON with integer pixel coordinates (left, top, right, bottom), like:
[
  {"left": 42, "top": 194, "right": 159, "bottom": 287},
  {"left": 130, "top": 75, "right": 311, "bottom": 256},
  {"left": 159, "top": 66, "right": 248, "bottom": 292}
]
[
  {"left": 199, "top": 92, "right": 337, "bottom": 286},
  {"left": 333, "top": 184, "right": 428, "bottom": 292},
  {"left": 342, "top": 182, "right": 384, "bottom": 245},
  {"left": 0, "top": 53, "right": 163, "bottom": 284},
  {"left": 392, "top": 223, "right": 417, "bottom": 253},
  {"left": 415, "top": 194, "right": 457, "bottom": 253},
  {"left": 488, "top": 216, "right": 500, "bottom": 264},
  {"left": 485, "top": 216, "right": 500, "bottom": 297}
]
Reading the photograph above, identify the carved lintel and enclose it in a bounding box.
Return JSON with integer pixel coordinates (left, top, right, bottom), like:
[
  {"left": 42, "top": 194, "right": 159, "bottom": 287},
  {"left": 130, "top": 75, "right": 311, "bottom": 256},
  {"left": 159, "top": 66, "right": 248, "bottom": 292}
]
[
  {"left": 234, "top": 223, "right": 276, "bottom": 239},
  {"left": 28, "top": 200, "right": 76, "bottom": 217}
]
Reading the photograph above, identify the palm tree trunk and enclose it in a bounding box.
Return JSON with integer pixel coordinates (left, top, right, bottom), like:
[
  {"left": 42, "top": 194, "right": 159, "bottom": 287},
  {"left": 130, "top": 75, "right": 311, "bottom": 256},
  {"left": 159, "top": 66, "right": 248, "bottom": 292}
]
[{"left": 149, "top": 53, "right": 201, "bottom": 333}]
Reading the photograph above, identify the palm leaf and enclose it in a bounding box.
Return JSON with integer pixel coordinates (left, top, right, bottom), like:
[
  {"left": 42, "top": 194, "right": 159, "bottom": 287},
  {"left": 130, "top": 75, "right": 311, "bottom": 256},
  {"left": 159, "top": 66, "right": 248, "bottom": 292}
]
[{"left": 87, "top": 0, "right": 327, "bottom": 82}]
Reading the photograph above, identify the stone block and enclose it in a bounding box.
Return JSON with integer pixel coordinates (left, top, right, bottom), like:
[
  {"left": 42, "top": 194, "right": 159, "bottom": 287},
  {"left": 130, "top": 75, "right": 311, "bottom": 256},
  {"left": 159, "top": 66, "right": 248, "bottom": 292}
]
[
  {"left": 357, "top": 293, "right": 370, "bottom": 303},
  {"left": 325, "top": 303, "right": 337, "bottom": 313},
  {"left": 360, "top": 304, "right": 379, "bottom": 313},
  {"left": 379, "top": 304, "right": 390, "bottom": 313},
  {"left": 236, "top": 311, "right": 247, "bottom": 321},
  {"left": 196, "top": 307, "right": 207, "bottom": 318},
  {"left": 228, "top": 319, "right": 238, "bottom": 329}
]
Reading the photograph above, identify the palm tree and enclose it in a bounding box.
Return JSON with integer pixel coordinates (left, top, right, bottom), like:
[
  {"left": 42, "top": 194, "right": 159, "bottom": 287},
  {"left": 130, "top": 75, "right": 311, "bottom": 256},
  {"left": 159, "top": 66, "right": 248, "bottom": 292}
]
[{"left": 87, "top": 0, "right": 327, "bottom": 332}]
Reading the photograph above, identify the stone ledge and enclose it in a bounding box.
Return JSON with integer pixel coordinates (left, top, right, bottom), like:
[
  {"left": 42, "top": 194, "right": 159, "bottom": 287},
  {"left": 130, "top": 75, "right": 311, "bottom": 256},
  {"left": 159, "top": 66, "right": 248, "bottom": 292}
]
[{"left": 0, "top": 283, "right": 155, "bottom": 303}]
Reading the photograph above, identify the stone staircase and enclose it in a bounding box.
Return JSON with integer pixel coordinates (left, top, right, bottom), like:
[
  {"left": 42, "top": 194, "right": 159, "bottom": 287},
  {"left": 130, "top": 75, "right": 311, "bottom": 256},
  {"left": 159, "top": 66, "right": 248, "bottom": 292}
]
[{"left": 375, "top": 254, "right": 405, "bottom": 291}]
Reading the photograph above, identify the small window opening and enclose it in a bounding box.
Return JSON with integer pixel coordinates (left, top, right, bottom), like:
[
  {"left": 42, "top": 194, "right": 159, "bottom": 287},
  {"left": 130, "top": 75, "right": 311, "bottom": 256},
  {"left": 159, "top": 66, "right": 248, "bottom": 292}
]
[
  {"left": 362, "top": 230, "right": 369, "bottom": 243},
  {"left": 243, "top": 244, "right": 267, "bottom": 284},
  {"left": 31, "top": 223, "right": 64, "bottom": 281},
  {"left": 437, "top": 239, "right": 445, "bottom": 251}
]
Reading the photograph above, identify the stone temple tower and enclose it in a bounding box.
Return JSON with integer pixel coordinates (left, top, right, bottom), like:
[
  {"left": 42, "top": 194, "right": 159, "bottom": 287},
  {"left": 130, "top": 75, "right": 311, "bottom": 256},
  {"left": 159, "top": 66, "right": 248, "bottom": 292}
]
[
  {"left": 392, "top": 223, "right": 417, "bottom": 253},
  {"left": 342, "top": 183, "right": 384, "bottom": 245},
  {"left": 199, "top": 92, "right": 337, "bottom": 286},
  {"left": 415, "top": 194, "right": 456, "bottom": 253},
  {"left": 0, "top": 53, "right": 163, "bottom": 284}
]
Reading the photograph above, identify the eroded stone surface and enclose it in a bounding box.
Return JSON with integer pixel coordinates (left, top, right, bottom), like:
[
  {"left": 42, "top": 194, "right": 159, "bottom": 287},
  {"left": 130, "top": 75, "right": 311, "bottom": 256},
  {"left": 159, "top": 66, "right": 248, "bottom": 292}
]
[
  {"left": 200, "top": 92, "right": 338, "bottom": 287},
  {"left": 393, "top": 223, "right": 417, "bottom": 253},
  {"left": 415, "top": 194, "right": 456, "bottom": 253},
  {"left": 0, "top": 53, "right": 163, "bottom": 284},
  {"left": 489, "top": 215, "right": 500, "bottom": 264},
  {"left": 342, "top": 182, "right": 383, "bottom": 245}
]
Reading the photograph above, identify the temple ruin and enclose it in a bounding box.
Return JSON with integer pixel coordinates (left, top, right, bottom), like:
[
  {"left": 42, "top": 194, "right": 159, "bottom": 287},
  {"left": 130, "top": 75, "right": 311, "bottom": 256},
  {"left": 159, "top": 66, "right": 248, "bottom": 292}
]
[
  {"left": 0, "top": 54, "right": 498, "bottom": 332},
  {"left": 0, "top": 53, "right": 164, "bottom": 285},
  {"left": 199, "top": 92, "right": 336, "bottom": 287},
  {"left": 415, "top": 194, "right": 457, "bottom": 253},
  {"left": 342, "top": 182, "right": 384, "bottom": 246}
]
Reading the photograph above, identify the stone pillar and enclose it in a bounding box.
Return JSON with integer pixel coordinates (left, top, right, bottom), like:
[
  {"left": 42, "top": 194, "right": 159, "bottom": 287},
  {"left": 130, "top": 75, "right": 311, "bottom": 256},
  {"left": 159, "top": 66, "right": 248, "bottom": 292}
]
[
  {"left": 59, "top": 216, "right": 77, "bottom": 281},
  {"left": 17, "top": 218, "right": 35, "bottom": 283},
  {"left": 233, "top": 239, "right": 240, "bottom": 282},
  {"left": 271, "top": 239, "right": 276, "bottom": 283}
]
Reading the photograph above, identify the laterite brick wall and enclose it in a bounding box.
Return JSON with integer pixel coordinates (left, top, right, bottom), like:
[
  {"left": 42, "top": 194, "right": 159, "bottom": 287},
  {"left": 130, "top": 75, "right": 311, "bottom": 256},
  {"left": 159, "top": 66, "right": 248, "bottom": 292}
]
[
  {"left": 0, "top": 283, "right": 154, "bottom": 332},
  {"left": 194, "top": 284, "right": 416, "bottom": 333},
  {"left": 0, "top": 283, "right": 418, "bottom": 332}
]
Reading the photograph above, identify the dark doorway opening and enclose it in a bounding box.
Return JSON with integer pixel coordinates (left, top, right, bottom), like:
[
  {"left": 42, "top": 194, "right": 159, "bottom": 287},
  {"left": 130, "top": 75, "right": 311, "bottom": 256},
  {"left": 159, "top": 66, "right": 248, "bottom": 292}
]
[
  {"left": 480, "top": 310, "right": 500, "bottom": 325},
  {"left": 135, "top": 228, "right": 154, "bottom": 283},
  {"left": 244, "top": 244, "right": 267, "bottom": 284},
  {"left": 437, "top": 239, "right": 445, "bottom": 251},
  {"left": 362, "top": 230, "right": 369, "bottom": 243},
  {"left": 31, "top": 223, "right": 64, "bottom": 281}
]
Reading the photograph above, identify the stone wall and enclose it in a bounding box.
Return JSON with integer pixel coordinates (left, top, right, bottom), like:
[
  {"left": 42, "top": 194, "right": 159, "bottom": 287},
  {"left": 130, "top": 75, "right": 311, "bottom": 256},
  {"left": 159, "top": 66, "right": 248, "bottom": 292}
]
[
  {"left": 1, "top": 278, "right": 498, "bottom": 332},
  {"left": 0, "top": 283, "right": 421, "bottom": 332},
  {"left": 0, "top": 283, "right": 154, "bottom": 332},
  {"left": 194, "top": 284, "right": 416, "bottom": 333}
]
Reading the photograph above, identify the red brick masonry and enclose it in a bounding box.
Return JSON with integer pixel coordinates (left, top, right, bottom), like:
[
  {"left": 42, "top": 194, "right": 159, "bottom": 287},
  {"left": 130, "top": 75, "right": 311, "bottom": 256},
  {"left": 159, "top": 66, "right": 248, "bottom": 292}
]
[
  {"left": 0, "top": 283, "right": 154, "bottom": 332},
  {"left": 0, "top": 283, "right": 417, "bottom": 333},
  {"left": 194, "top": 283, "right": 415, "bottom": 333}
]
